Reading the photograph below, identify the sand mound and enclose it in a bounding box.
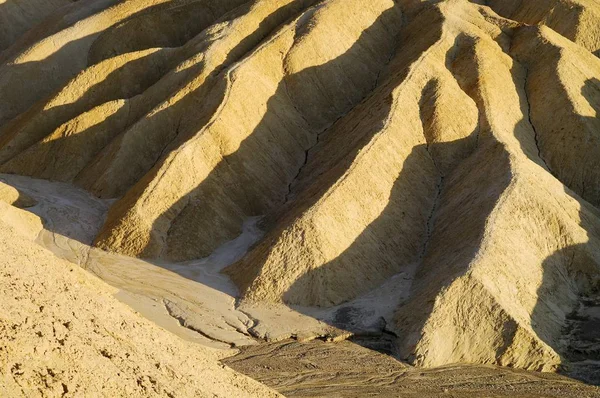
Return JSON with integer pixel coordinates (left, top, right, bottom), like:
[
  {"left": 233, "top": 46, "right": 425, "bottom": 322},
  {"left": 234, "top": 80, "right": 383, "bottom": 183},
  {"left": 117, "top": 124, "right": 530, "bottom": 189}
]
[
  {"left": 0, "top": 202, "right": 279, "bottom": 396},
  {"left": 2, "top": 0, "right": 600, "bottom": 387},
  {"left": 0, "top": 181, "right": 35, "bottom": 208}
]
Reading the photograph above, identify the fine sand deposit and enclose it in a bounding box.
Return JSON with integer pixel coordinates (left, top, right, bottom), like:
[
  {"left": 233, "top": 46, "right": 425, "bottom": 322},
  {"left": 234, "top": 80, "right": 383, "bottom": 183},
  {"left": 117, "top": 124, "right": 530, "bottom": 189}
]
[{"left": 2, "top": 0, "right": 600, "bottom": 396}]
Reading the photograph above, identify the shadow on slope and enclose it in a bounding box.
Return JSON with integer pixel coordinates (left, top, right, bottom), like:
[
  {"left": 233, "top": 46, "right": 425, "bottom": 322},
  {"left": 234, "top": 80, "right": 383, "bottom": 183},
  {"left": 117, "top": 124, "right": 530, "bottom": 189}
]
[
  {"left": 0, "top": 0, "right": 72, "bottom": 54},
  {"left": 86, "top": 0, "right": 251, "bottom": 65},
  {"left": 0, "top": 0, "right": 255, "bottom": 129},
  {"left": 276, "top": 30, "right": 511, "bottom": 356},
  {"left": 0, "top": 47, "right": 175, "bottom": 167},
  {"left": 282, "top": 75, "right": 479, "bottom": 308},
  {"left": 531, "top": 78, "right": 600, "bottom": 385},
  {"left": 134, "top": 3, "right": 404, "bottom": 261},
  {"left": 0, "top": 0, "right": 324, "bottom": 241}
]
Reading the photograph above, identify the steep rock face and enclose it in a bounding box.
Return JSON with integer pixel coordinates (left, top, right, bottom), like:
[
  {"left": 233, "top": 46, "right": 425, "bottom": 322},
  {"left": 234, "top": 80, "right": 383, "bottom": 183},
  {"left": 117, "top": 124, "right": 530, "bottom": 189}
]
[
  {"left": 91, "top": 0, "right": 403, "bottom": 260},
  {"left": 484, "top": 0, "right": 600, "bottom": 55},
  {"left": 227, "top": 0, "right": 600, "bottom": 375},
  {"left": 1, "top": 0, "right": 600, "bottom": 382},
  {"left": 389, "top": 1, "right": 600, "bottom": 373},
  {"left": 226, "top": 5, "right": 478, "bottom": 306},
  {"left": 511, "top": 26, "right": 600, "bottom": 207}
]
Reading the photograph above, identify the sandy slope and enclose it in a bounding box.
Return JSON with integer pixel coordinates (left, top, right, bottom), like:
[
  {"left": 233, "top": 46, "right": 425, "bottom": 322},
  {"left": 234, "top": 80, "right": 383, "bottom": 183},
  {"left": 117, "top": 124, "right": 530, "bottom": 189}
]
[{"left": 0, "top": 199, "right": 279, "bottom": 396}]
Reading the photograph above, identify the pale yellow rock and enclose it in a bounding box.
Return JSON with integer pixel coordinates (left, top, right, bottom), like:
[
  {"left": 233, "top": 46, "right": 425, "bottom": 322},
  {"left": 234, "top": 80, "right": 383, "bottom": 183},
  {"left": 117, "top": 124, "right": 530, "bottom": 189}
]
[
  {"left": 0, "top": 199, "right": 42, "bottom": 240},
  {"left": 92, "top": 0, "right": 403, "bottom": 260},
  {"left": 0, "top": 181, "right": 36, "bottom": 208},
  {"left": 1, "top": 0, "right": 600, "bottom": 388}
]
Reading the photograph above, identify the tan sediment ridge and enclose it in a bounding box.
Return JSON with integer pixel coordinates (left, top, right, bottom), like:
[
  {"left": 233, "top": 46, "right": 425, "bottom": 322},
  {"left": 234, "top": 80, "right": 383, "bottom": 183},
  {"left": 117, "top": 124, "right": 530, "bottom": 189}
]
[{"left": 1, "top": 0, "right": 600, "bottom": 395}]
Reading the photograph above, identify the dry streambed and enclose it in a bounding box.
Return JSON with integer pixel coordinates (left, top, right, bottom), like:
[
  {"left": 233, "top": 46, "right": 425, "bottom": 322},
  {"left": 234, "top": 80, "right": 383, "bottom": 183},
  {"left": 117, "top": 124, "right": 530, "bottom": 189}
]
[
  {"left": 0, "top": 173, "right": 409, "bottom": 348},
  {"left": 224, "top": 339, "right": 600, "bottom": 398}
]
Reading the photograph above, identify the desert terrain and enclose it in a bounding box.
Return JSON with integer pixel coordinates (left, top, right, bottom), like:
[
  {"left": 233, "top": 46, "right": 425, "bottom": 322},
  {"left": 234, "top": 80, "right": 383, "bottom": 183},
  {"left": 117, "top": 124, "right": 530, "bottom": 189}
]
[{"left": 2, "top": 0, "right": 600, "bottom": 396}]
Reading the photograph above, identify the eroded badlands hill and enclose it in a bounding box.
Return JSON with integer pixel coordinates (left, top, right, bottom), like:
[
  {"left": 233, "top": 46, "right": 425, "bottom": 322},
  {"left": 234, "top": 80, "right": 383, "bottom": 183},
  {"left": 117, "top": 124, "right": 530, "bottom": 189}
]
[{"left": 2, "top": 0, "right": 600, "bottom": 391}]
